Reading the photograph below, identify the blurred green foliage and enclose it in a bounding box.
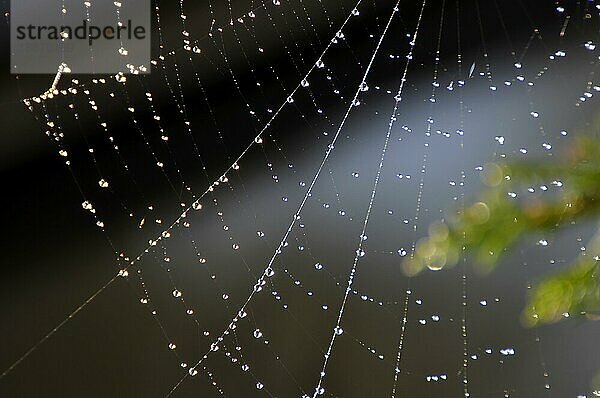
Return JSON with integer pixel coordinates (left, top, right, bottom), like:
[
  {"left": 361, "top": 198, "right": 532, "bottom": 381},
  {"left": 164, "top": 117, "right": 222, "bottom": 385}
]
[{"left": 404, "top": 137, "right": 600, "bottom": 326}]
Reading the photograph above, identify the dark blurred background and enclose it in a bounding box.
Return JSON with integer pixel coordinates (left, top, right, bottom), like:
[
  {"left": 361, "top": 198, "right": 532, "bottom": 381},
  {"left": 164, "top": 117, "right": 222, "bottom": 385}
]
[{"left": 1, "top": 0, "right": 600, "bottom": 397}]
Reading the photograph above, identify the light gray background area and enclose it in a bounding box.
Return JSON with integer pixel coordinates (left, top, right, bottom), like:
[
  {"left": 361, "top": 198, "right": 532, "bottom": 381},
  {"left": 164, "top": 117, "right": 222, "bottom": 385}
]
[{"left": 10, "top": 0, "right": 150, "bottom": 74}]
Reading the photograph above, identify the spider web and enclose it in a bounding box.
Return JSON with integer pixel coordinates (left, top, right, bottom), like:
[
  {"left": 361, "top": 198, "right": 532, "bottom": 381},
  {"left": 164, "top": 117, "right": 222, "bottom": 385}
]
[{"left": 5, "top": 0, "right": 600, "bottom": 396}]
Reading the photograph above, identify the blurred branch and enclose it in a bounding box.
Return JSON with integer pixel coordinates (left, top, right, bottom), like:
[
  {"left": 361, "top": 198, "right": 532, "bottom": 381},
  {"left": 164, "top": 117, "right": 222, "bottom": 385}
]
[{"left": 404, "top": 137, "right": 600, "bottom": 326}]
